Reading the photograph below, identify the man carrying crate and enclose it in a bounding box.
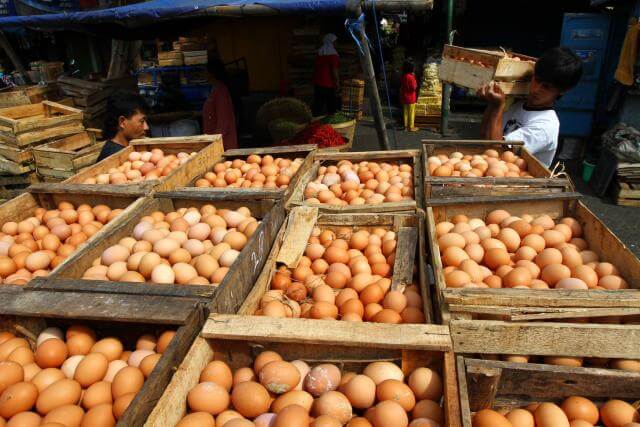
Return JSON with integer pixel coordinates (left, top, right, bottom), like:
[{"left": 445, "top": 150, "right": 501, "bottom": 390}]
[{"left": 479, "top": 47, "right": 583, "bottom": 167}]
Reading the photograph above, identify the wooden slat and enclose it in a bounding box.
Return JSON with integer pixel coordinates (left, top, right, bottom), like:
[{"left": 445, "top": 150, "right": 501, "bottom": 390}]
[
  {"left": 457, "top": 356, "right": 473, "bottom": 427},
  {"left": 463, "top": 358, "right": 640, "bottom": 411},
  {"left": 391, "top": 226, "right": 418, "bottom": 291},
  {"left": 1, "top": 290, "right": 200, "bottom": 324},
  {"left": 275, "top": 205, "right": 318, "bottom": 268},
  {"left": 203, "top": 314, "right": 452, "bottom": 351},
  {"left": 450, "top": 319, "right": 640, "bottom": 358}
]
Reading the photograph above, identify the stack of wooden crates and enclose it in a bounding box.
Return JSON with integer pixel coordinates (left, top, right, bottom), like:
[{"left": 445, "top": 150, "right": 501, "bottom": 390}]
[
  {"left": 0, "top": 101, "right": 84, "bottom": 199},
  {"left": 415, "top": 62, "right": 442, "bottom": 130}
]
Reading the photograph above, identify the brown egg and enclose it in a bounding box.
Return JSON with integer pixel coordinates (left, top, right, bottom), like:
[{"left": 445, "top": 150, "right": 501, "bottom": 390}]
[
  {"left": 599, "top": 275, "right": 628, "bottom": 290},
  {"left": 90, "top": 338, "right": 123, "bottom": 362},
  {"left": 600, "top": 400, "right": 640, "bottom": 427},
  {"left": 0, "top": 381, "right": 38, "bottom": 419},
  {"left": 111, "top": 366, "right": 144, "bottom": 399},
  {"left": 36, "top": 378, "right": 82, "bottom": 415},
  {"left": 274, "top": 404, "right": 310, "bottom": 427},
  {"left": 187, "top": 381, "right": 229, "bottom": 415},
  {"left": 541, "top": 264, "right": 571, "bottom": 286},
  {"left": 313, "top": 391, "right": 353, "bottom": 424},
  {"left": 503, "top": 267, "right": 532, "bottom": 288},
  {"left": 473, "top": 409, "right": 513, "bottom": 427},
  {"left": 176, "top": 412, "right": 215, "bottom": 427},
  {"left": 74, "top": 352, "right": 108, "bottom": 387},
  {"left": 561, "top": 396, "right": 598, "bottom": 424},
  {"left": 372, "top": 400, "right": 408, "bottom": 427},
  {"left": 505, "top": 408, "right": 535, "bottom": 427},
  {"left": 5, "top": 411, "right": 42, "bottom": 426},
  {"left": 259, "top": 360, "right": 300, "bottom": 394},
  {"left": 82, "top": 381, "right": 113, "bottom": 409},
  {"left": 35, "top": 339, "right": 68, "bottom": 368},
  {"left": 412, "top": 400, "right": 443, "bottom": 423},
  {"left": 81, "top": 403, "right": 115, "bottom": 427},
  {"left": 534, "top": 402, "right": 570, "bottom": 427},
  {"left": 376, "top": 380, "right": 415, "bottom": 411},
  {"left": 42, "top": 404, "right": 84, "bottom": 426},
  {"left": 407, "top": 367, "right": 442, "bottom": 401},
  {"left": 304, "top": 364, "right": 341, "bottom": 397},
  {"left": 113, "top": 392, "right": 136, "bottom": 419},
  {"left": 230, "top": 381, "right": 271, "bottom": 418},
  {"left": 341, "top": 375, "right": 376, "bottom": 409},
  {"left": 0, "top": 361, "right": 24, "bottom": 394}
]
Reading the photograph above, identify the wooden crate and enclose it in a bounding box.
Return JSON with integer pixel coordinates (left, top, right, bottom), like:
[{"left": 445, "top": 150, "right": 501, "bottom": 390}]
[
  {"left": 288, "top": 150, "right": 423, "bottom": 213},
  {"left": 0, "top": 191, "right": 144, "bottom": 285},
  {"left": 457, "top": 356, "right": 640, "bottom": 427},
  {"left": 0, "top": 171, "right": 39, "bottom": 199},
  {"left": 32, "top": 192, "right": 287, "bottom": 313},
  {"left": 426, "top": 193, "right": 640, "bottom": 358},
  {"left": 0, "top": 101, "right": 84, "bottom": 147},
  {"left": 0, "top": 287, "right": 206, "bottom": 427},
  {"left": 240, "top": 206, "right": 434, "bottom": 323},
  {"left": 615, "top": 181, "right": 640, "bottom": 207},
  {"left": 28, "top": 135, "right": 224, "bottom": 197},
  {"left": 32, "top": 130, "right": 104, "bottom": 180},
  {"left": 144, "top": 314, "right": 459, "bottom": 427},
  {"left": 0, "top": 85, "right": 57, "bottom": 109},
  {"left": 440, "top": 45, "right": 536, "bottom": 95},
  {"left": 171, "top": 144, "right": 316, "bottom": 204},
  {"left": 422, "top": 140, "right": 571, "bottom": 200}
]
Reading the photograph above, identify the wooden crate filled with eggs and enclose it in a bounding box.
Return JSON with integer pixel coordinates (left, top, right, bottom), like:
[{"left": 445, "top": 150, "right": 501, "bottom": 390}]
[
  {"left": 28, "top": 135, "right": 224, "bottom": 197},
  {"left": 143, "top": 313, "right": 461, "bottom": 427},
  {"left": 422, "top": 140, "right": 571, "bottom": 200},
  {"left": 174, "top": 144, "right": 316, "bottom": 204},
  {"left": 0, "top": 288, "right": 206, "bottom": 426},
  {"left": 31, "top": 192, "right": 287, "bottom": 312},
  {"left": 426, "top": 192, "right": 640, "bottom": 359},
  {"left": 0, "top": 190, "right": 144, "bottom": 288},
  {"left": 457, "top": 355, "right": 640, "bottom": 427},
  {"left": 238, "top": 205, "right": 433, "bottom": 325},
  {"left": 288, "top": 150, "right": 423, "bottom": 213}
]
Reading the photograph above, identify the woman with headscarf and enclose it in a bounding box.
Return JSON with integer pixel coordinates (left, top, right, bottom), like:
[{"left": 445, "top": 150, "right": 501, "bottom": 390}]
[{"left": 312, "top": 33, "right": 340, "bottom": 116}]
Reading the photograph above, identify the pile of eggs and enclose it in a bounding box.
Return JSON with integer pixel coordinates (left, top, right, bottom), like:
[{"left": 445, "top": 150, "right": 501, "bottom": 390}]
[
  {"left": 427, "top": 149, "right": 534, "bottom": 178},
  {"left": 82, "top": 205, "right": 259, "bottom": 286},
  {"left": 0, "top": 325, "right": 175, "bottom": 426},
  {"left": 178, "top": 350, "right": 444, "bottom": 427},
  {"left": 436, "top": 209, "right": 629, "bottom": 291},
  {"left": 82, "top": 149, "right": 196, "bottom": 184},
  {"left": 473, "top": 397, "right": 639, "bottom": 427},
  {"left": 0, "top": 202, "right": 121, "bottom": 285},
  {"left": 194, "top": 155, "right": 304, "bottom": 189},
  {"left": 303, "top": 161, "right": 414, "bottom": 206},
  {"left": 256, "top": 226, "right": 426, "bottom": 324},
  {"left": 492, "top": 354, "right": 640, "bottom": 373}
]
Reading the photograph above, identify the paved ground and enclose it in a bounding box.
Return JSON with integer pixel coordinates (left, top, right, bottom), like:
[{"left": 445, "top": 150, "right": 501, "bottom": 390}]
[{"left": 352, "top": 114, "right": 640, "bottom": 256}]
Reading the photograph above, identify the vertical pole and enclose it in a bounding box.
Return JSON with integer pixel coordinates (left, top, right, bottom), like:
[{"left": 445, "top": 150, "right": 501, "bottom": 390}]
[
  {"left": 0, "top": 31, "right": 32, "bottom": 84},
  {"left": 440, "top": 0, "right": 453, "bottom": 136},
  {"left": 350, "top": 1, "right": 391, "bottom": 150}
]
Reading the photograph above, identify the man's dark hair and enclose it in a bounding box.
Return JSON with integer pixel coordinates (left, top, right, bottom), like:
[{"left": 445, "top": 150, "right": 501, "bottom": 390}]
[
  {"left": 104, "top": 91, "right": 148, "bottom": 139},
  {"left": 534, "top": 47, "right": 583, "bottom": 93},
  {"left": 402, "top": 57, "right": 415, "bottom": 74},
  {"left": 207, "top": 57, "right": 228, "bottom": 83}
]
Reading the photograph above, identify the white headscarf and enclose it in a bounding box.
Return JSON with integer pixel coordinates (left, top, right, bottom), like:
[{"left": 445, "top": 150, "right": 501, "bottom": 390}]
[{"left": 318, "top": 33, "right": 338, "bottom": 56}]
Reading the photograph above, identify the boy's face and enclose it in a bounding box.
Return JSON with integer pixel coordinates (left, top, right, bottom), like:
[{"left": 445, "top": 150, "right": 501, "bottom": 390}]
[
  {"left": 528, "top": 75, "right": 561, "bottom": 107},
  {"left": 119, "top": 111, "right": 149, "bottom": 141}
]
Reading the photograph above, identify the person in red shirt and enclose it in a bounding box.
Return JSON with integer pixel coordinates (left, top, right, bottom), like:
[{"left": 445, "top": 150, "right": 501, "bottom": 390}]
[
  {"left": 203, "top": 58, "right": 238, "bottom": 150},
  {"left": 312, "top": 33, "right": 340, "bottom": 116},
  {"left": 400, "top": 58, "right": 418, "bottom": 132}
]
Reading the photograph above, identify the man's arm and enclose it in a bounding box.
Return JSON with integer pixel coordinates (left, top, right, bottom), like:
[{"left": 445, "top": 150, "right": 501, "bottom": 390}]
[{"left": 478, "top": 82, "right": 506, "bottom": 140}]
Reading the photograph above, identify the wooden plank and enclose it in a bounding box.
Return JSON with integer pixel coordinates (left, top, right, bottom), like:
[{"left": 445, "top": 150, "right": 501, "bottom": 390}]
[
  {"left": 275, "top": 205, "right": 318, "bottom": 268},
  {"left": 450, "top": 319, "right": 640, "bottom": 358},
  {"left": 465, "top": 362, "right": 501, "bottom": 410},
  {"left": 463, "top": 358, "right": 640, "bottom": 410},
  {"left": 203, "top": 314, "right": 452, "bottom": 350},
  {"left": 443, "top": 351, "right": 464, "bottom": 427},
  {"left": 392, "top": 226, "right": 418, "bottom": 291},
  {"left": 0, "top": 143, "right": 33, "bottom": 163},
  {"left": 457, "top": 356, "right": 473, "bottom": 427},
  {"left": 1, "top": 290, "right": 200, "bottom": 324}
]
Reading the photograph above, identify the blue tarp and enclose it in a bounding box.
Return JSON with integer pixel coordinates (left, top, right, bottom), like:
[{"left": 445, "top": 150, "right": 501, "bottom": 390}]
[{"left": 0, "top": 0, "right": 347, "bottom": 28}]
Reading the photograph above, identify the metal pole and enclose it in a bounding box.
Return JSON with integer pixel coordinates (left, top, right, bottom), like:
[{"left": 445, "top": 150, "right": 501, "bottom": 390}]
[
  {"left": 0, "top": 31, "right": 32, "bottom": 84},
  {"left": 440, "top": 0, "right": 453, "bottom": 137},
  {"left": 349, "top": 0, "right": 391, "bottom": 150}
]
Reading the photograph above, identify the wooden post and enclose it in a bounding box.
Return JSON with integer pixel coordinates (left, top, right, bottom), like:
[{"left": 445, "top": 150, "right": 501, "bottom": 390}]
[
  {"left": 0, "top": 31, "right": 32, "bottom": 84},
  {"left": 349, "top": 0, "right": 391, "bottom": 151}
]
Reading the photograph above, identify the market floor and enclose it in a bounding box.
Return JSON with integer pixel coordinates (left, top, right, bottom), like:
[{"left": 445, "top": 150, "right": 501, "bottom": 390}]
[{"left": 352, "top": 115, "right": 640, "bottom": 257}]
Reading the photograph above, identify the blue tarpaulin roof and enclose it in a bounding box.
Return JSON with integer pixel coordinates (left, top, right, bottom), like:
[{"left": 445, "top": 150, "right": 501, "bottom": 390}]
[{"left": 0, "top": 0, "right": 347, "bottom": 29}]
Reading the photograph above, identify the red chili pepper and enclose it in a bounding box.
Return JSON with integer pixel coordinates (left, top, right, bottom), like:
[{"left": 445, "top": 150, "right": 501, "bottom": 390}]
[{"left": 282, "top": 123, "right": 346, "bottom": 148}]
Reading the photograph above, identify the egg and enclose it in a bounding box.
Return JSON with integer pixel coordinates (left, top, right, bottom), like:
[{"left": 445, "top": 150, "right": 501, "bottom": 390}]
[
  {"left": 230, "top": 381, "right": 271, "bottom": 418},
  {"left": 0, "top": 382, "right": 38, "bottom": 418},
  {"left": 35, "top": 338, "right": 68, "bottom": 368},
  {"left": 35, "top": 378, "right": 82, "bottom": 415}
]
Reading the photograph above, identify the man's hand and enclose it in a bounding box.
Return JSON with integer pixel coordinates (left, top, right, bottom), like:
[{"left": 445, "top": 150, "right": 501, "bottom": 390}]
[{"left": 478, "top": 82, "right": 506, "bottom": 108}]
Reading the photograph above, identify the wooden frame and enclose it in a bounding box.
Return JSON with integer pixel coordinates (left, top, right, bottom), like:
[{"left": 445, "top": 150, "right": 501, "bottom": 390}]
[
  {"left": 144, "top": 314, "right": 459, "bottom": 427},
  {"left": 422, "top": 140, "right": 571, "bottom": 200},
  {"left": 457, "top": 356, "right": 640, "bottom": 427},
  {"left": 0, "top": 191, "right": 143, "bottom": 288},
  {"left": 288, "top": 150, "right": 423, "bottom": 213},
  {"left": 239, "top": 206, "right": 434, "bottom": 323},
  {"left": 32, "top": 192, "right": 287, "bottom": 313},
  {"left": 32, "top": 130, "right": 105, "bottom": 179},
  {"left": 0, "top": 101, "right": 84, "bottom": 147},
  {"left": 173, "top": 144, "right": 316, "bottom": 204},
  {"left": 439, "top": 45, "right": 536, "bottom": 95},
  {"left": 0, "top": 289, "right": 207, "bottom": 427},
  {"left": 0, "top": 85, "right": 56, "bottom": 109},
  {"left": 426, "top": 193, "right": 640, "bottom": 358},
  {"left": 28, "top": 135, "right": 224, "bottom": 197}
]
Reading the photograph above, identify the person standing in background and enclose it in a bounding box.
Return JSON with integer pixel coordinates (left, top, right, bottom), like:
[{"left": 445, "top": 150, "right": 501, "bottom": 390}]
[
  {"left": 203, "top": 57, "right": 238, "bottom": 150},
  {"left": 401, "top": 58, "right": 418, "bottom": 132},
  {"left": 98, "top": 92, "right": 149, "bottom": 162},
  {"left": 312, "top": 33, "right": 340, "bottom": 116}
]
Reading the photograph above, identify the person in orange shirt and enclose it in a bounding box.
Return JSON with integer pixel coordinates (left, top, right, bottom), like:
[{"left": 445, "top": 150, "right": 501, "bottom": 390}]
[
  {"left": 203, "top": 58, "right": 238, "bottom": 149},
  {"left": 312, "top": 33, "right": 340, "bottom": 116}
]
